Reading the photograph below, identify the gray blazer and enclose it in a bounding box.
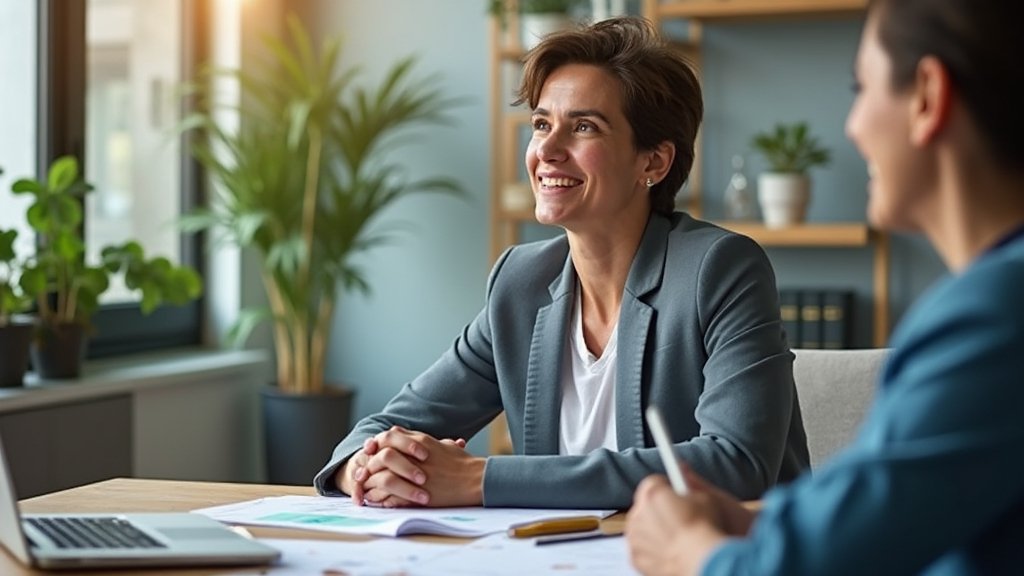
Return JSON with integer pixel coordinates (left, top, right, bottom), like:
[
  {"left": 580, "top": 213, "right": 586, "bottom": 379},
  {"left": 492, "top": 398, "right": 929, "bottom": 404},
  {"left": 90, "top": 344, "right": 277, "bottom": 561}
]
[{"left": 314, "top": 212, "right": 809, "bottom": 508}]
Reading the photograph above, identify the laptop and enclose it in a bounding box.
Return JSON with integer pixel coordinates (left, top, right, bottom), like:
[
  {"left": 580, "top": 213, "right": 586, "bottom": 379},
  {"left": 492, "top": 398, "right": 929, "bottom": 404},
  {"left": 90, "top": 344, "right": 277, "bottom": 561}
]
[{"left": 0, "top": 441, "right": 280, "bottom": 570}]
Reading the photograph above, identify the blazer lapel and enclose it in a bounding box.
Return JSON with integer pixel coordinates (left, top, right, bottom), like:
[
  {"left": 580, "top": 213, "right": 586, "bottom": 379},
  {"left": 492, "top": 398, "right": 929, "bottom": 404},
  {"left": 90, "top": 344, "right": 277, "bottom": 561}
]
[
  {"left": 522, "top": 253, "right": 576, "bottom": 455},
  {"left": 616, "top": 214, "right": 670, "bottom": 450}
]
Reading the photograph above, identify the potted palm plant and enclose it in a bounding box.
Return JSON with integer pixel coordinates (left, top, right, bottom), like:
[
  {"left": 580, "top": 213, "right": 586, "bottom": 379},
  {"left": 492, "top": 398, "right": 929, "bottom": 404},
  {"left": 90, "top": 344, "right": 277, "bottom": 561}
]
[
  {"left": 180, "top": 15, "right": 464, "bottom": 485},
  {"left": 12, "top": 156, "right": 203, "bottom": 378},
  {"left": 751, "top": 121, "right": 832, "bottom": 228}
]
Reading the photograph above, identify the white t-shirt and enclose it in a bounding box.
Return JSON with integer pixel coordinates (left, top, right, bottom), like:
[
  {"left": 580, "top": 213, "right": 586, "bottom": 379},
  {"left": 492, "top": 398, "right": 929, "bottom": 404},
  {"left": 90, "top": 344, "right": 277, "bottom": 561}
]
[{"left": 558, "top": 286, "right": 619, "bottom": 455}]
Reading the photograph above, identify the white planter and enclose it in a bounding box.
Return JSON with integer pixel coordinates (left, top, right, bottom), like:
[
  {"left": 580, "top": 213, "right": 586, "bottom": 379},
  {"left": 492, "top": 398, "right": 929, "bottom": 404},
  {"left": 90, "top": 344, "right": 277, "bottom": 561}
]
[
  {"left": 520, "top": 13, "right": 574, "bottom": 51},
  {"left": 758, "top": 172, "right": 810, "bottom": 228}
]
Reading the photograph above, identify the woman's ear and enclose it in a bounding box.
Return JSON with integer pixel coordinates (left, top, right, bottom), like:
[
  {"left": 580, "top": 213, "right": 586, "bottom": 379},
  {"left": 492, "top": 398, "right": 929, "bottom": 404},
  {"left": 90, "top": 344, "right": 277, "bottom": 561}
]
[
  {"left": 643, "top": 141, "right": 676, "bottom": 186},
  {"left": 909, "top": 55, "right": 953, "bottom": 146}
]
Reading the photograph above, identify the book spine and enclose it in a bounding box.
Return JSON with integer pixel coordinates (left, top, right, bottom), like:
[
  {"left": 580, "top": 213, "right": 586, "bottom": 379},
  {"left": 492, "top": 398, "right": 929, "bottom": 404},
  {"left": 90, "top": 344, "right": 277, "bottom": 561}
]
[
  {"left": 779, "top": 289, "right": 801, "bottom": 349},
  {"left": 799, "top": 289, "right": 823, "bottom": 349},
  {"left": 822, "top": 290, "right": 853, "bottom": 349}
]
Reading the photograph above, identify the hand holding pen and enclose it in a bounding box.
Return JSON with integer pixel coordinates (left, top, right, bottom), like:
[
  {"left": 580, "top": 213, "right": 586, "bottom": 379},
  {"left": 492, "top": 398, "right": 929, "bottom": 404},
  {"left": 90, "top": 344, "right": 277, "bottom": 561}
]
[{"left": 642, "top": 405, "right": 755, "bottom": 536}]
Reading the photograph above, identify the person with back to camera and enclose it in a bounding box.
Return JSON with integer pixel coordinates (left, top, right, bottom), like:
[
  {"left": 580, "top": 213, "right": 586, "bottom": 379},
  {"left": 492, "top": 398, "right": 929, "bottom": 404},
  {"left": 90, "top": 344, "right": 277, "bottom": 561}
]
[
  {"left": 313, "top": 16, "right": 810, "bottom": 510},
  {"left": 624, "top": 0, "right": 1024, "bottom": 573}
]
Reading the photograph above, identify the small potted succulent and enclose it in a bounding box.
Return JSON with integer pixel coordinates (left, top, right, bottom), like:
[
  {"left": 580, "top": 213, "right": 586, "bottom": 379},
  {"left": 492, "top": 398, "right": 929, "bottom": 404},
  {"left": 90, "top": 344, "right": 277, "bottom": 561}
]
[{"left": 750, "top": 121, "right": 832, "bottom": 228}]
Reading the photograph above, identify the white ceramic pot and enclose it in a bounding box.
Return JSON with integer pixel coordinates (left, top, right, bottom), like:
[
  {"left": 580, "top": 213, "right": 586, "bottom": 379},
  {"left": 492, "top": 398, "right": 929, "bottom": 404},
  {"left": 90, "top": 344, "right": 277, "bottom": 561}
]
[
  {"left": 520, "top": 13, "right": 574, "bottom": 51},
  {"left": 757, "top": 172, "right": 810, "bottom": 228}
]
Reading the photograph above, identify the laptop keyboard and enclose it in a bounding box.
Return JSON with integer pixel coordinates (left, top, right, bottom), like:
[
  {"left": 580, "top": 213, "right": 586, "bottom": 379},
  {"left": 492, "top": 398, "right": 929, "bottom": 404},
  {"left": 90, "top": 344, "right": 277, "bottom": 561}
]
[{"left": 25, "top": 517, "right": 167, "bottom": 549}]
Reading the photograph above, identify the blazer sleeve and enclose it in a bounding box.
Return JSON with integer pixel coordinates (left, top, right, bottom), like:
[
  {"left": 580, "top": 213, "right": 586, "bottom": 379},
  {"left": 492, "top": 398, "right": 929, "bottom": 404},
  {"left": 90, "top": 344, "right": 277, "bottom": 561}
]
[
  {"left": 312, "top": 250, "right": 512, "bottom": 495},
  {"left": 685, "top": 232, "right": 801, "bottom": 497}
]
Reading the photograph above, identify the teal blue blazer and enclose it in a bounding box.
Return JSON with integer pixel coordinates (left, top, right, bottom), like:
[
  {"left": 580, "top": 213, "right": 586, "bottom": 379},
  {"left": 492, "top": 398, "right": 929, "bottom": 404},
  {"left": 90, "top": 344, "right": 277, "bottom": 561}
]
[{"left": 705, "top": 236, "right": 1024, "bottom": 574}]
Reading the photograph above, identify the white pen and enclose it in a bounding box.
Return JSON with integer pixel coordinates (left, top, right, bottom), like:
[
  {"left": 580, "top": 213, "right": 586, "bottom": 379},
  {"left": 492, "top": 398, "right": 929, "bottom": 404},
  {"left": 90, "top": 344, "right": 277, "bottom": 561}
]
[{"left": 645, "top": 405, "right": 689, "bottom": 495}]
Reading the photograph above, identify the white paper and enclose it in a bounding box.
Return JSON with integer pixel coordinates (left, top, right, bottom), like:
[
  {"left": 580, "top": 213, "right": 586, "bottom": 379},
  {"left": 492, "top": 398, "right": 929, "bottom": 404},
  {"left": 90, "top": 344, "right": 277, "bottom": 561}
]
[
  {"left": 411, "top": 532, "right": 638, "bottom": 576},
  {"left": 224, "top": 534, "right": 637, "bottom": 576},
  {"left": 224, "top": 537, "right": 464, "bottom": 576},
  {"left": 194, "top": 495, "right": 614, "bottom": 538}
]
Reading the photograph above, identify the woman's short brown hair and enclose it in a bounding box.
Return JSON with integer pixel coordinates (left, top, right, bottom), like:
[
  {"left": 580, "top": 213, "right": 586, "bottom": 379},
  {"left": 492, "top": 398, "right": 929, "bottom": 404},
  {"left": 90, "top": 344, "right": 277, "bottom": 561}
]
[{"left": 515, "top": 17, "right": 703, "bottom": 216}]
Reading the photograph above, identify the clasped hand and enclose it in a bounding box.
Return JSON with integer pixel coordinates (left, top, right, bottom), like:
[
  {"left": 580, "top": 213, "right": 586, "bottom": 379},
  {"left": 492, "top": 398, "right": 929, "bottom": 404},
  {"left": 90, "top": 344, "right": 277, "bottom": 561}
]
[{"left": 337, "top": 426, "right": 485, "bottom": 508}]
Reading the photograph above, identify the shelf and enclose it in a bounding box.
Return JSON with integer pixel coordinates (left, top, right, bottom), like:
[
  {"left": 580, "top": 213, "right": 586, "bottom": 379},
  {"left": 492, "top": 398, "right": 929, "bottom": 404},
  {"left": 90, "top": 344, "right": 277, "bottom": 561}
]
[
  {"left": 717, "top": 221, "right": 870, "bottom": 247},
  {"left": 497, "top": 209, "right": 536, "bottom": 223},
  {"left": 653, "top": 0, "right": 866, "bottom": 21},
  {"left": 498, "top": 47, "right": 525, "bottom": 60}
]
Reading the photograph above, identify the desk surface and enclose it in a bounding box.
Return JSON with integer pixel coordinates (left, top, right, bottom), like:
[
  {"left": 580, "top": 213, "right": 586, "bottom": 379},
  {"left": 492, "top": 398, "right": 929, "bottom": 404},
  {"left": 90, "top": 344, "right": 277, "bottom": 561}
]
[{"left": 9, "top": 478, "right": 626, "bottom": 575}]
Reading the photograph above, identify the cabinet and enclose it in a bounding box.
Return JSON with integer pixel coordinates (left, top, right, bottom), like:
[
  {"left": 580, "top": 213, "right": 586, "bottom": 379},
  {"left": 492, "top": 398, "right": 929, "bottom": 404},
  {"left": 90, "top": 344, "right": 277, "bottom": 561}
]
[{"left": 2, "top": 349, "right": 267, "bottom": 497}]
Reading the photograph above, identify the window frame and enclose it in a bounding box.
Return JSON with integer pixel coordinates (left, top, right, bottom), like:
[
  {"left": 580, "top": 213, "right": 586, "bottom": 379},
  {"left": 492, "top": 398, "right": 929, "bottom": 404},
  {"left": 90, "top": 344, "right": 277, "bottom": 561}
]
[{"left": 37, "top": 0, "right": 205, "bottom": 358}]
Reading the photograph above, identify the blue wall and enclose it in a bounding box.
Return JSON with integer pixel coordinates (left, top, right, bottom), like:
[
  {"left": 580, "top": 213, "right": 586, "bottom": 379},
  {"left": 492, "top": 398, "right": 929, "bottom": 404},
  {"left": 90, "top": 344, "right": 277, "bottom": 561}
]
[
  {"left": 300, "top": 3, "right": 947, "bottom": 455},
  {"left": 301, "top": 0, "right": 493, "bottom": 454}
]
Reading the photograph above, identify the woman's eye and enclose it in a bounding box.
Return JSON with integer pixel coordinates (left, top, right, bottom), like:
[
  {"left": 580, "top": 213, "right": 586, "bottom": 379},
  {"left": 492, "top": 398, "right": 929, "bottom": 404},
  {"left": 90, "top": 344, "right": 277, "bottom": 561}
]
[
  {"left": 532, "top": 119, "right": 550, "bottom": 131},
  {"left": 576, "top": 122, "right": 596, "bottom": 133}
]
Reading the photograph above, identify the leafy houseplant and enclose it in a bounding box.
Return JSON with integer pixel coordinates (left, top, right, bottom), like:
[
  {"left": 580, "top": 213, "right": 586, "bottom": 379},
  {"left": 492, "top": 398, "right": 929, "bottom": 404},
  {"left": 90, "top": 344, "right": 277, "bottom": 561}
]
[
  {"left": 180, "top": 16, "right": 463, "bottom": 483},
  {"left": 488, "top": 0, "right": 585, "bottom": 16},
  {"left": 11, "top": 156, "right": 203, "bottom": 378},
  {"left": 0, "top": 225, "right": 35, "bottom": 387},
  {"left": 750, "top": 122, "right": 832, "bottom": 228}
]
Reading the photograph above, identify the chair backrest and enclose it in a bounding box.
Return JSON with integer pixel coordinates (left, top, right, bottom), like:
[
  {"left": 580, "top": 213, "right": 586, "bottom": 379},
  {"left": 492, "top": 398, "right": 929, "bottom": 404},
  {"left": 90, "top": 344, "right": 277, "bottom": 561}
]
[{"left": 792, "top": 348, "right": 890, "bottom": 469}]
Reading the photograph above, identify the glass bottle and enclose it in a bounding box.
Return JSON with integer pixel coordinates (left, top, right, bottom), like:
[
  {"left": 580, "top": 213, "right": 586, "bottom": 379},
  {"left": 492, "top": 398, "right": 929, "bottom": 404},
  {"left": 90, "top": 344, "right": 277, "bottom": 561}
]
[{"left": 723, "top": 154, "right": 755, "bottom": 220}]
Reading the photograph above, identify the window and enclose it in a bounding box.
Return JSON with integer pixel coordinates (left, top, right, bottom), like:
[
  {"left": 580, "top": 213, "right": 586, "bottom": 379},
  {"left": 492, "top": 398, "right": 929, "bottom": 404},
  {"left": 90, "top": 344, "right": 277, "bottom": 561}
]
[
  {"left": 34, "top": 0, "right": 204, "bottom": 356},
  {"left": 85, "top": 0, "right": 184, "bottom": 303},
  {"left": 0, "top": 1, "right": 37, "bottom": 257}
]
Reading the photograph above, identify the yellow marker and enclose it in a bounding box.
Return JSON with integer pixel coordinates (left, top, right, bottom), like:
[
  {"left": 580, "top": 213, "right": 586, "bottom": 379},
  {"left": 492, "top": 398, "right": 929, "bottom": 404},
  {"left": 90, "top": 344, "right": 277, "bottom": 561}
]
[{"left": 506, "top": 516, "right": 601, "bottom": 538}]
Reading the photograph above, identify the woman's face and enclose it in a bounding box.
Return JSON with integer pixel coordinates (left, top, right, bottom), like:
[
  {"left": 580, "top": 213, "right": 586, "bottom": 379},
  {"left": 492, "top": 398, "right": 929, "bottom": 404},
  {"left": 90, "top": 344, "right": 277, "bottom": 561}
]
[
  {"left": 526, "top": 63, "right": 651, "bottom": 233},
  {"left": 845, "top": 17, "right": 932, "bottom": 232}
]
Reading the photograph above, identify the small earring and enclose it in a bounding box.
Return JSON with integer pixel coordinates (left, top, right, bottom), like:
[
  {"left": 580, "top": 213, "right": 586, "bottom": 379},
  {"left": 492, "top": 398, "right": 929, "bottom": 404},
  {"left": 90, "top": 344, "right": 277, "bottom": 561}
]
[{"left": 645, "top": 177, "right": 654, "bottom": 188}]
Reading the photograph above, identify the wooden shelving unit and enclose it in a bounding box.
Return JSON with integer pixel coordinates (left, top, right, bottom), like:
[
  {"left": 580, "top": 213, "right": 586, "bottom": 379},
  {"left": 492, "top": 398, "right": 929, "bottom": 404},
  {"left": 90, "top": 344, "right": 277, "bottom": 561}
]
[
  {"left": 718, "top": 221, "right": 869, "bottom": 246},
  {"left": 650, "top": 0, "right": 866, "bottom": 20},
  {"left": 640, "top": 0, "right": 888, "bottom": 347},
  {"left": 717, "top": 222, "right": 890, "bottom": 346}
]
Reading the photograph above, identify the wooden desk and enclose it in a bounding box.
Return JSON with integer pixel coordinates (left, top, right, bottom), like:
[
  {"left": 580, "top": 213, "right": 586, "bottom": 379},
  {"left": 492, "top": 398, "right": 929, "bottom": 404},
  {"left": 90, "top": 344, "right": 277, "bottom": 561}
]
[{"left": 9, "top": 478, "right": 626, "bottom": 575}]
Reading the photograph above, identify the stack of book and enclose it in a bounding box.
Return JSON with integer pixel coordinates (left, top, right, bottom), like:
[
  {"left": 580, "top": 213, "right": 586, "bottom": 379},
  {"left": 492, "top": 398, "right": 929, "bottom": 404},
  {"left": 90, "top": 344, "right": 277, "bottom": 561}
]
[{"left": 779, "top": 289, "right": 854, "bottom": 349}]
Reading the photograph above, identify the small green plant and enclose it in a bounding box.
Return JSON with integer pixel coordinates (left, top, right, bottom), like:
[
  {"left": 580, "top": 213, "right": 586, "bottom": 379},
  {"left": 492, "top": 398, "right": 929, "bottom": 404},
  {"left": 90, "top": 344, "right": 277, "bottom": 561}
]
[
  {"left": 11, "top": 156, "right": 202, "bottom": 328},
  {"left": 0, "top": 228, "right": 32, "bottom": 326},
  {"left": 487, "top": 0, "right": 585, "bottom": 28},
  {"left": 0, "top": 165, "right": 29, "bottom": 325},
  {"left": 750, "top": 122, "right": 831, "bottom": 174}
]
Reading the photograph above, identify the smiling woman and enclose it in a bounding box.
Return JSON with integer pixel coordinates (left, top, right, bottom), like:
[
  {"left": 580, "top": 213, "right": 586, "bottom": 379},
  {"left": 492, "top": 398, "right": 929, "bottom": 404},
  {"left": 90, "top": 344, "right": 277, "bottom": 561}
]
[{"left": 314, "top": 16, "right": 809, "bottom": 512}]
